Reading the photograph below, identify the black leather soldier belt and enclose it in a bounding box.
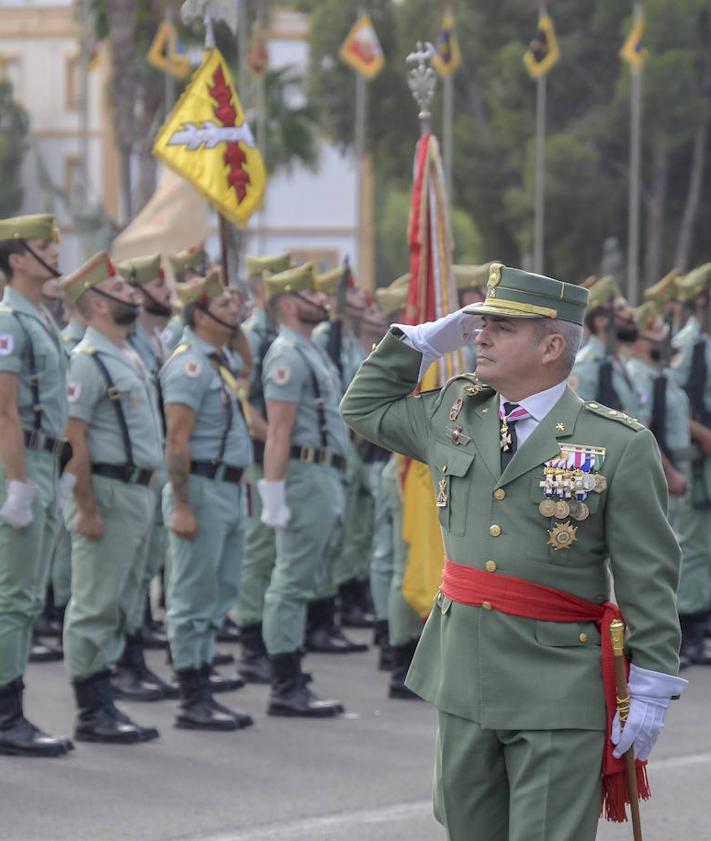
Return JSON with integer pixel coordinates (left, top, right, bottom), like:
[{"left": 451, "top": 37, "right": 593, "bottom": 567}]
[
  {"left": 190, "top": 460, "right": 245, "bottom": 484},
  {"left": 23, "top": 429, "right": 71, "bottom": 461},
  {"left": 91, "top": 463, "right": 154, "bottom": 486},
  {"left": 290, "top": 445, "right": 347, "bottom": 472}
]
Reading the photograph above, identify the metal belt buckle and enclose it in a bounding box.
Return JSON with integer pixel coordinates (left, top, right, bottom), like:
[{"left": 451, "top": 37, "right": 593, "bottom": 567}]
[
  {"left": 300, "top": 446, "right": 315, "bottom": 463},
  {"left": 318, "top": 448, "right": 330, "bottom": 465},
  {"left": 51, "top": 438, "right": 64, "bottom": 458}
]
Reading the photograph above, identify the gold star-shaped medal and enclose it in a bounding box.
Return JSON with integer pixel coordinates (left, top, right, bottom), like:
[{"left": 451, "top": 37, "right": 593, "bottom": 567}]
[{"left": 547, "top": 520, "right": 578, "bottom": 551}]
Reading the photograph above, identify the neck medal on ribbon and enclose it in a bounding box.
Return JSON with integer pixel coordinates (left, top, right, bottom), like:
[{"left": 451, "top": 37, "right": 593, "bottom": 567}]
[{"left": 538, "top": 444, "right": 606, "bottom": 550}]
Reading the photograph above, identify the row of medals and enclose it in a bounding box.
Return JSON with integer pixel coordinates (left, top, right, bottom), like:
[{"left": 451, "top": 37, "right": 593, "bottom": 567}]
[{"left": 539, "top": 462, "right": 607, "bottom": 550}]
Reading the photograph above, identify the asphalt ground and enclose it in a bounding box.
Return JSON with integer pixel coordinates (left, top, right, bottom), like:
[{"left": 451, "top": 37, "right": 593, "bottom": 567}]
[{"left": 3, "top": 633, "right": 710, "bottom": 841}]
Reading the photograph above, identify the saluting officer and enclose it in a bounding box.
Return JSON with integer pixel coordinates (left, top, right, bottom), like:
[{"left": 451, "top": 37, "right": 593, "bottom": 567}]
[
  {"left": 0, "top": 214, "right": 73, "bottom": 757},
  {"left": 61, "top": 252, "right": 163, "bottom": 744},
  {"left": 235, "top": 252, "right": 291, "bottom": 684},
  {"left": 161, "top": 271, "right": 253, "bottom": 731},
  {"left": 342, "top": 264, "right": 687, "bottom": 841},
  {"left": 258, "top": 262, "right": 347, "bottom": 717}
]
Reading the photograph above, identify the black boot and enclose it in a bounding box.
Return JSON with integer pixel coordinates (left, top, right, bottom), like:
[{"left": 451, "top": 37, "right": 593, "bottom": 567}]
[
  {"left": 373, "top": 619, "right": 393, "bottom": 671},
  {"left": 35, "top": 586, "right": 64, "bottom": 638},
  {"left": 29, "top": 633, "right": 63, "bottom": 663},
  {"left": 141, "top": 594, "right": 169, "bottom": 650},
  {"left": 212, "top": 651, "right": 235, "bottom": 666},
  {"left": 267, "top": 652, "right": 344, "bottom": 718},
  {"left": 73, "top": 671, "right": 159, "bottom": 743},
  {"left": 389, "top": 639, "right": 422, "bottom": 700},
  {"left": 174, "top": 668, "right": 238, "bottom": 731},
  {"left": 237, "top": 623, "right": 272, "bottom": 684},
  {"left": 0, "top": 679, "right": 70, "bottom": 757},
  {"left": 112, "top": 634, "right": 175, "bottom": 701},
  {"left": 305, "top": 598, "right": 368, "bottom": 654},
  {"left": 338, "top": 579, "right": 374, "bottom": 628},
  {"left": 216, "top": 616, "right": 241, "bottom": 643},
  {"left": 199, "top": 665, "right": 253, "bottom": 728},
  {"left": 204, "top": 664, "right": 245, "bottom": 693}
]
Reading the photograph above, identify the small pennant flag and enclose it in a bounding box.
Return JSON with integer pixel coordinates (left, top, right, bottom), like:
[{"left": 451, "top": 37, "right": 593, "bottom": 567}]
[
  {"left": 523, "top": 14, "right": 561, "bottom": 79},
  {"left": 153, "top": 49, "right": 266, "bottom": 227},
  {"left": 620, "top": 12, "right": 646, "bottom": 72},
  {"left": 246, "top": 23, "right": 269, "bottom": 77},
  {"left": 432, "top": 12, "right": 462, "bottom": 78},
  {"left": 339, "top": 14, "right": 385, "bottom": 80},
  {"left": 147, "top": 20, "right": 192, "bottom": 80}
]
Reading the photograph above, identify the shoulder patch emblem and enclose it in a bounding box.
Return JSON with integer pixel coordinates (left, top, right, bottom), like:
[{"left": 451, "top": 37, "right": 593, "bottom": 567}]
[
  {"left": 183, "top": 359, "right": 202, "bottom": 378},
  {"left": 0, "top": 334, "right": 14, "bottom": 355},
  {"left": 271, "top": 364, "right": 291, "bottom": 386},
  {"left": 67, "top": 382, "right": 81, "bottom": 402}
]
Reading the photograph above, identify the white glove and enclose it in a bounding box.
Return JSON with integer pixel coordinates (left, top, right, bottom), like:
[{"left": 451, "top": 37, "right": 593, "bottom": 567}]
[
  {"left": 394, "top": 308, "right": 479, "bottom": 379},
  {"left": 257, "top": 479, "right": 290, "bottom": 528},
  {"left": 611, "top": 664, "right": 688, "bottom": 761},
  {"left": 56, "top": 472, "right": 77, "bottom": 515},
  {"left": 0, "top": 479, "right": 37, "bottom": 529}
]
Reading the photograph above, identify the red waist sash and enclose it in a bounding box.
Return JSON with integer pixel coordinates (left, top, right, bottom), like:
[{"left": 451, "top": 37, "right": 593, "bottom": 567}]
[{"left": 440, "top": 558, "right": 650, "bottom": 823}]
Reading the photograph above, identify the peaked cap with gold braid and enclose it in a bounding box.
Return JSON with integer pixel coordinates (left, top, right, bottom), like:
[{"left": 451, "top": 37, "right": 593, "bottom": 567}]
[{"left": 463, "top": 262, "right": 588, "bottom": 326}]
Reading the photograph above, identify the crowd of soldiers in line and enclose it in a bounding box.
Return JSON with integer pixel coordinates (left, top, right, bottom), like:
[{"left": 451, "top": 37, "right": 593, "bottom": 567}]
[{"left": 0, "top": 211, "right": 708, "bottom": 759}]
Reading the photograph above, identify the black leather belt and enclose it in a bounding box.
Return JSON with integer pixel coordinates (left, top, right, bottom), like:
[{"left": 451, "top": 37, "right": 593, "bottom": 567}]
[
  {"left": 190, "top": 461, "right": 245, "bottom": 484},
  {"left": 251, "top": 439, "right": 265, "bottom": 466},
  {"left": 91, "top": 463, "right": 154, "bottom": 486},
  {"left": 290, "top": 445, "right": 347, "bottom": 472},
  {"left": 23, "top": 429, "right": 70, "bottom": 460}
]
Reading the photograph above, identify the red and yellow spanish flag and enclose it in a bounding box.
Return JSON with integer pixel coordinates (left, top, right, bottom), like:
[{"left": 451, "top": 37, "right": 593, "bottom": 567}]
[
  {"left": 153, "top": 49, "right": 266, "bottom": 227},
  {"left": 523, "top": 13, "right": 561, "bottom": 79},
  {"left": 620, "top": 11, "right": 646, "bottom": 72},
  {"left": 339, "top": 14, "right": 385, "bottom": 80},
  {"left": 401, "top": 133, "right": 462, "bottom": 616}
]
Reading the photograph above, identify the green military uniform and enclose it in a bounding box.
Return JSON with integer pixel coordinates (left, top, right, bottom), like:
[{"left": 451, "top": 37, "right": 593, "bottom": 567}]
[
  {"left": 234, "top": 253, "right": 290, "bottom": 680},
  {"left": 341, "top": 265, "right": 683, "bottom": 841},
  {"left": 0, "top": 237, "right": 68, "bottom": 686},
  {"left": 262, "top": 323, "right": 348, "bottom": 651},
  {"left": 0, "top": 213, "right": 73, "bottom": 756},
  {"left": 161, "top": 310, "right": 251, "bottom": 676},
  {"left": 63, "top": 322, "right": 163, "bottom": 679},
  {"left": 670, "top": 265, "right": 711, "bottom": 661}
]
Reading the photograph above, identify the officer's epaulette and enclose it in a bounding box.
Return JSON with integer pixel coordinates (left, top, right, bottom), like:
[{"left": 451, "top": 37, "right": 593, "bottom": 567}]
[
  {"left": 78, "top": 343, "right": 95, "bottom": 355},
  {"left": 445, "top": 372, "right": 495, "bottom": 398},
  {"left": 583, "top": 401, "right": 645, "bottom": 431},
  {"left": 168, "top": 342, "right": 191, "bottom": 360}
]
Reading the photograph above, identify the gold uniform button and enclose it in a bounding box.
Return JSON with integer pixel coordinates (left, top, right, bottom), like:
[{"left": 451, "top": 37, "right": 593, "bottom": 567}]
[
  {"left": 489, "top": 524, "right": 502, "bottom": 537},
  {"left": 579, "top": 632, "right": 589, "bottom": 644},
  {"left": 494, "top": 489, "right": 506, "bottom": 500},
  {"left": 485, "top": 560, "right": 497, "bottom": 572},
  {"left": 481, "top": 601, "right": 493, "bottom": 611}
]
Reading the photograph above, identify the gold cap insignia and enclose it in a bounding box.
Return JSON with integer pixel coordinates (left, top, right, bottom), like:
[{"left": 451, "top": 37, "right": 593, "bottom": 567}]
[{"left": 488, "top": 262, "right": 503, "bottom": 288}]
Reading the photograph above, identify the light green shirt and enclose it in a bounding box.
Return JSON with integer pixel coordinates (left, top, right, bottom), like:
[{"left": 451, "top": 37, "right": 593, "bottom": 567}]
[
  {"left": 569, "top": 334, "right": 643, "bottom": 418},
  {"left": 263, "top": 325, "right": 348, "bottom": 456},
  {"left": 161, "top": 326, "right": 252, "bottom": 466},
  {"left": 670, "top": 316, "right": 711, "bottom": 417},
  {"left": 313, "top": 321, "right": 368, "bottom": 391},
  {"left": 60, "top": 318, "right": 86, "bottom": 353},
  {"left": 626, "top": 357, "right": 691, "bottom": 451},
  {"left": 0, "top": 285, "right": 68, "bottom": 437},
  {"left": 160, "top": 315, "right": 184, "bottom": 353},
  {"left": 67, "top": 326, "right": 163, "bottom": 469}
]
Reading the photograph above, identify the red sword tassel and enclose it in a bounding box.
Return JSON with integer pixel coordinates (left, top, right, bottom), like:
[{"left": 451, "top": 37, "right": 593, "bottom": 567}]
[{"left": 208, "top": 65, "right": 251, "bottom": 203}]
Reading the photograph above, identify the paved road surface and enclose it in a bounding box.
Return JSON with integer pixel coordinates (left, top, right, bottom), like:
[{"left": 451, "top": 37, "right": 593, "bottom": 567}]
[{"left": 3, "top": 633, "right": 709, "bottom": 841}]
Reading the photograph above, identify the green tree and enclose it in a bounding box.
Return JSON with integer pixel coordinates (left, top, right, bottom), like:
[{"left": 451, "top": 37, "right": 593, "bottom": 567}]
[{"left": 0, "top": 80, "right": 30, "bottom": 217}]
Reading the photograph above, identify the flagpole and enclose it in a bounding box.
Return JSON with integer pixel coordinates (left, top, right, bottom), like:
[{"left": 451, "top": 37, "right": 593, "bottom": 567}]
[
  {"left": 354, "top": 5, "right": 368, "bottom": 286},
  {"left": 165, "top": 6, "right": 176, "bottom": 117},
  {"left": 532, "top": 1, "right": 548, "bottom": 275},
  {"left": 443, "top": 72, "right": 453, "bottom": 201},
  {"left": 627, "top": 2, "right": 644, "bottom": 304}
]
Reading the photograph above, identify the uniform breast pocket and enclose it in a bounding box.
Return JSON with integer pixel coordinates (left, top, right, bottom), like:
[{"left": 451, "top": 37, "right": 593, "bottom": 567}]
[{"left": 431, "top": 441, "right": 476, "bottom": 536}]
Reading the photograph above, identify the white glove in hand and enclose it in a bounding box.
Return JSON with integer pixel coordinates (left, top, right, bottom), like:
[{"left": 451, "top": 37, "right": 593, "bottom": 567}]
[
  {"left": 0, "top": 479, "right": 37, "bottom": 529},
  {"left": 611, "top": 664, "right": 688, "bottom": 761},
  {"left": 56, "top": 472, "right": 77, "bottom": 515},
  {"left": 395, "top": 308, "right": 479, "bottom": 379},
  {"left": 257, "top": 479, "right": 290, "bottom": 528}
]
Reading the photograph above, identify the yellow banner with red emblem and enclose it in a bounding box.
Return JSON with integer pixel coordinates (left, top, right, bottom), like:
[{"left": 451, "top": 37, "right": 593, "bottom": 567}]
[
  {"left": 339, "top": 14, "right": 385, "bottom": 80},
  {"left": 153, "top": 49, "right": 266, "bottom": 227}
]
